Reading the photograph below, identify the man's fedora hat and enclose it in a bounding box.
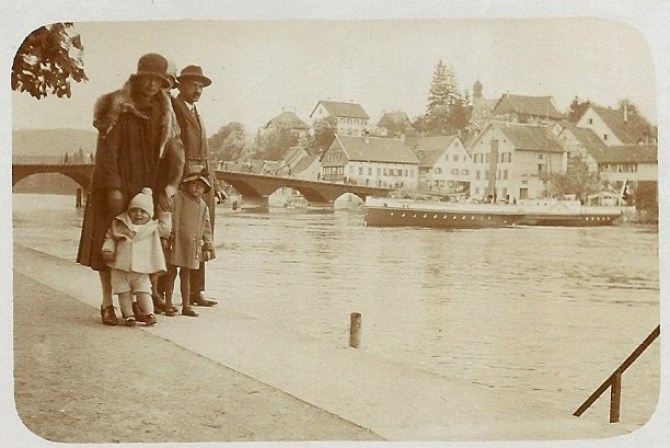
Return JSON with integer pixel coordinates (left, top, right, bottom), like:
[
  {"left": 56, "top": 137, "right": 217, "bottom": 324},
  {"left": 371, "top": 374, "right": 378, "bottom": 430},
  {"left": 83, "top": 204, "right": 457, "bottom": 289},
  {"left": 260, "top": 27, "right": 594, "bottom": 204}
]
[
  {"left": 133, "top": 53, "right": 171, "bottom": 89},
  {"left": 177, "top": 65, "right": 212, "bottom": 87}
]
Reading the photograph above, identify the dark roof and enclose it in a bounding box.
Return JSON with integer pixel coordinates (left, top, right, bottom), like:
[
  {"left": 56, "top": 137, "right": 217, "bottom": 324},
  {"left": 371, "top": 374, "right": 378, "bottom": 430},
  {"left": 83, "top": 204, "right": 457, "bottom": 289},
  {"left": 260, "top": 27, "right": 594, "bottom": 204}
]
[
  {"left": 561, "top": 122, "right": 610, "bottom": 154},
  {"left": 589, "top": 105, "right": 655, "bottom": 145},
  {"left": 310, "top": 100, "right": 369, "bottom": 119},
  {"left": 493, "top": 94, "right": 564, "bottom": 120},
  {"left": 265, "top": 111, "right": 309, "bottom": 130},
  {"left": 593, "top": 145, "right": 657, "bottom": 164},
  {"left": 292, "top": 154, "right": 320, "bottom": 174},
  {"left": 492, "top": 122, "right": 565, "bottom": 153},
  {"left": 334, "top": 135, "right": 419, "bottom": 164},
  {"left": 416, "top": 150, "right": 443, "bottom": 168},
  {"left": 377, "top": 111, "right": 412, "bottom": 127}
]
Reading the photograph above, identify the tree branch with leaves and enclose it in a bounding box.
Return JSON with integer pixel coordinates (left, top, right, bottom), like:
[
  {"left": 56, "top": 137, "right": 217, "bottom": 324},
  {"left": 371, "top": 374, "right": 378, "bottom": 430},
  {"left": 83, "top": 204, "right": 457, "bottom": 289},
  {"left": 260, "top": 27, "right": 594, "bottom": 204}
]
[{"left": 12, "top": 22, "right": 88, "bottom": 99}]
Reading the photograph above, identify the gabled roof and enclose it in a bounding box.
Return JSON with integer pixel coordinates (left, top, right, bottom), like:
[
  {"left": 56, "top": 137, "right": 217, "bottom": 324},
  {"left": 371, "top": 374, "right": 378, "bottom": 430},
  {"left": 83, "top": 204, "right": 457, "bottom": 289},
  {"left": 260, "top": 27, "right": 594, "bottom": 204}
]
[
  {"left": 377, "top": 111, "right": 413, "bottom": 128},
  {"left": 416, "top": 150, "right": 444, "bottom": 168},
  {"left": 264, "top": 111, "right": 309, "bottom": 130},
  {"left": 492, "top": 122, "right": 565, "bottom": 153},
  {"left": 310, "top": 100, "right": 369, "bottom": 119},
  {"left": 559, "top": 121, "right": 610, "bottom": 154},
  {"left": 414, "top": 135, "right": 457, "bottom": 152},
  {"left": 292, "top": 154, "right": 320, "bottom": 174},
  {"left": 492, "top": 94, "right": 564, "bottom": 120},
  {"left": 588, "top": 104, "right": 655, "bottom": 145},
  {"left": 332, "top": 135, "right": 419, "bottom": 164},
  {"left": 592, "top": 145, "right": 657, "bottom": 164}
]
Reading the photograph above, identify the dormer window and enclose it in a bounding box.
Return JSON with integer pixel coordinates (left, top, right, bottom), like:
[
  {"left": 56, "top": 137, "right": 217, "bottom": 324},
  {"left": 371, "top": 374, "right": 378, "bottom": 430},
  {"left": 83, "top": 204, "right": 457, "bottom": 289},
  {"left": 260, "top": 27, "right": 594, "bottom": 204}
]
[
  {"left": 603, "top": 134, "right": 608, "bottom": 140},
  {"left": 589, "top": 118, "right": 593, "bottom": 124}
]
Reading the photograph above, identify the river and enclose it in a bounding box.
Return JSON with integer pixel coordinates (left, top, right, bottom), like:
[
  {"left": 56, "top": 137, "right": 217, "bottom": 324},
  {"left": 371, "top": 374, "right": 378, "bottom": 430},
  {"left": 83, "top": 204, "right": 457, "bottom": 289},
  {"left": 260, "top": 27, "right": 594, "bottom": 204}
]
[{"left": 11, "top": 193, "right": 661, "bottom": 423}]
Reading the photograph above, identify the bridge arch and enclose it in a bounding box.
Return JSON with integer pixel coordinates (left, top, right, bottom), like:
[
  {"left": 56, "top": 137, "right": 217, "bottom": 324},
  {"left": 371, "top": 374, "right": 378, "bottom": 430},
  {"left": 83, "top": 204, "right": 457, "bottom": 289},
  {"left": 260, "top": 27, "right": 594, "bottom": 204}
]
[{"left": 12, "top": 164, "right": 93, "bottom": 191}]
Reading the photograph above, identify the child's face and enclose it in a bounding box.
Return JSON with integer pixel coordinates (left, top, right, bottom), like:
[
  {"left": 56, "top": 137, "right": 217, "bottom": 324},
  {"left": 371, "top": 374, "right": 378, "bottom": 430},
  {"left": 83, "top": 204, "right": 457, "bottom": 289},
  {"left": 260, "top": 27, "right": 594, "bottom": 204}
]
[
  {"left": 186, "top": 180, "right": 207, "bottom": 199},
  {"left": 128, "top": 207, "right": 151, "bottom": 225}
]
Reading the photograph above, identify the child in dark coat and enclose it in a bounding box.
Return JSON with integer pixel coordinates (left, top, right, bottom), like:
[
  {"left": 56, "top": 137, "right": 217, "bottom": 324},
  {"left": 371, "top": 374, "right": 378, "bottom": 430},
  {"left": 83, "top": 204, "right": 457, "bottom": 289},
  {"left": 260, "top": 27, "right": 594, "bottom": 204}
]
[{"left": 163, "top": 167, "right": 215, "bottom": 317}]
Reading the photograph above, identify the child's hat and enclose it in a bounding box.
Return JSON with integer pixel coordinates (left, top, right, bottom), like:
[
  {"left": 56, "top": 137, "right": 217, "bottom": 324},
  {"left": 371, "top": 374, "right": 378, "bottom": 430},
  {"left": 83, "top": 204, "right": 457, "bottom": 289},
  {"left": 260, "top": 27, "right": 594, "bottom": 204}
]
[
  {"left": 128, "top": 187, "right": 154, "bottom": 215},
  {"left": 182, "top": 165, "right": 211, "bottom": 193}
]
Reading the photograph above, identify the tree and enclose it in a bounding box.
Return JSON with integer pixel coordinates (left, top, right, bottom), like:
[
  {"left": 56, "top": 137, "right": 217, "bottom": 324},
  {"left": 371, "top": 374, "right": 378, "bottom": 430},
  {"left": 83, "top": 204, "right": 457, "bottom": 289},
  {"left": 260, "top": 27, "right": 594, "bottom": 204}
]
[
  {"left": 12, "top": 22, "right": 88, "bottom": 99},
  {"left": 252, "top": 128, "right": 298, "bottom": 161},
  {"left": 545, "top": 155, "right": 602, "bottom": 202},
  {"left": 208, "top": 122, "right": 247, "bottom": 161},
  {"left": 308, "top": 116, "right": 337, "bottom": 154},
  {"left": 421, "top": 59, "right": 466, "bottom": 136},
  {"left": 567, "top": 96, "right": 590, "bottom": 123}
]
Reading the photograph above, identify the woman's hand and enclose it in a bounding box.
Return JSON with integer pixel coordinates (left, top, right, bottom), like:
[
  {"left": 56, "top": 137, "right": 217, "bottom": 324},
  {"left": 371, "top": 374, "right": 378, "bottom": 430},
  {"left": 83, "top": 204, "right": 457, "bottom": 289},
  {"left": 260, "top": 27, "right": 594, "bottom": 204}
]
[{"left": 106, "top": 189, "right": 125, "bottom": 216}]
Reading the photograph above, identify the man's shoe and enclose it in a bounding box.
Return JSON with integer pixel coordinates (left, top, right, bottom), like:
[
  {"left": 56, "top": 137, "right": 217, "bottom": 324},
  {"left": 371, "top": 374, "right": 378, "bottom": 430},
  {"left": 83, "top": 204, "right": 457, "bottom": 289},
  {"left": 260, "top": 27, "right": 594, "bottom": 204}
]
[
  {"left": 191, "top": 294, "right": 217, "bottom": 307},
  {"left": 182, "top": 307, "right": 199, "bottom": 317},
  {"left": 100, "top": 305, "right": 118, "bottom": 326}
]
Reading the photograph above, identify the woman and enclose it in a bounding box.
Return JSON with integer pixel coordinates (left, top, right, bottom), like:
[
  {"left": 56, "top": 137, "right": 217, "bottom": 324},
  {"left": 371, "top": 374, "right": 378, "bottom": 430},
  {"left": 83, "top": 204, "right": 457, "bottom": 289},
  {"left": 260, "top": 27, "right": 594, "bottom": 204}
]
[{"left": 77, "top": 52, "right": 183, "bottom": 326}]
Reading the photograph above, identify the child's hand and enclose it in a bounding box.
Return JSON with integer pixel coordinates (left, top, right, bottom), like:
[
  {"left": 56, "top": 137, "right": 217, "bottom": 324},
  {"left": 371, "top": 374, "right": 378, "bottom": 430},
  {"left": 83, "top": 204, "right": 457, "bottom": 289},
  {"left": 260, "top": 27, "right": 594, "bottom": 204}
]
[{"left": 102, "top": 251, "right": 115, "bottom": 264}]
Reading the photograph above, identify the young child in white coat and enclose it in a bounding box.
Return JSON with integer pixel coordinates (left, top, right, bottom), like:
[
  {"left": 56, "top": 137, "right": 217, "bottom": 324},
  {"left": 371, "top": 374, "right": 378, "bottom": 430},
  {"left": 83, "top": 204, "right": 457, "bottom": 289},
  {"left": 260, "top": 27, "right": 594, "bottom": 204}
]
[
  {"left": 101, "top": 187, "right": 171, "bottom": 326},
  {"left": 164, "top": 166, "right": 215, "bottom": 317}
]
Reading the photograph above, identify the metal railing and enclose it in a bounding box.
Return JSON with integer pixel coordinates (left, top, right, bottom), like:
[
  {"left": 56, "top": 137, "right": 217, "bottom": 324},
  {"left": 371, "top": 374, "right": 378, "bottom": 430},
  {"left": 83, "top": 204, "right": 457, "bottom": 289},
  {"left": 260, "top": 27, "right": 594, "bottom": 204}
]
[{"left": 573, "top": 324, "right": 660, "bottom": 423}]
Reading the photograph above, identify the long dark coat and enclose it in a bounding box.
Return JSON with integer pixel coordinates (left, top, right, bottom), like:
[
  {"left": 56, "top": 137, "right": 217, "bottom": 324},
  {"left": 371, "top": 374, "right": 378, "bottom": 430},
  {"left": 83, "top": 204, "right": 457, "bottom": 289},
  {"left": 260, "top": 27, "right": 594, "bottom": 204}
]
[
  {"left": 172, "top": 94, "right": 216, "bottom": 230},
  {"left": 165, "top": 190, "right": 214, "bottom": 270},
  {"left": 77, "top": 81, "right": 182, "bottom": 271}
]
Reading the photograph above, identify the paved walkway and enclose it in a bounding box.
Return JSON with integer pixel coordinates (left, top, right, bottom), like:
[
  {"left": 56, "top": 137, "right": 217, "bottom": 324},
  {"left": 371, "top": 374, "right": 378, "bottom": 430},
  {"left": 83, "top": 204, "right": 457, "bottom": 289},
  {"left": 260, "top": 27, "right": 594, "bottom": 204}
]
[{"left": 10, "top": 244, "right": 657, "bottom": 443}]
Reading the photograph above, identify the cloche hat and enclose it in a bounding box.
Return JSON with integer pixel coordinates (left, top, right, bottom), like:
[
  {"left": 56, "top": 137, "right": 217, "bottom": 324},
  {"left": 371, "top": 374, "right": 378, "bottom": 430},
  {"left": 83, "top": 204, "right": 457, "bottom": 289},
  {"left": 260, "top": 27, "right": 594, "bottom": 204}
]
[
  {"left": 177, "top": 65, "right": 212, "bottom": 87},
  {"left": 133, "top": 53, "right": 171, "bottom": 89},
  {"left": 182, "top": 165, "right": 211, "bottom": 193}
]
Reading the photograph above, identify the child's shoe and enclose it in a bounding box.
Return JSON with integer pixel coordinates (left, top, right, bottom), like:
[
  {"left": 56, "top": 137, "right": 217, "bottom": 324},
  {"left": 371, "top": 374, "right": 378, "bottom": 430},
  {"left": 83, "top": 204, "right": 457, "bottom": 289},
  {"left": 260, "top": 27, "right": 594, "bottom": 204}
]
[
  {"left": 182, "top": 307, "right": 198, "bottom": 317},
  {"left": 124, "top": 315, "right": 137, "bottom": 327},
  {"left": 144, "top": 314, "right": 157, "bottom": 326}
]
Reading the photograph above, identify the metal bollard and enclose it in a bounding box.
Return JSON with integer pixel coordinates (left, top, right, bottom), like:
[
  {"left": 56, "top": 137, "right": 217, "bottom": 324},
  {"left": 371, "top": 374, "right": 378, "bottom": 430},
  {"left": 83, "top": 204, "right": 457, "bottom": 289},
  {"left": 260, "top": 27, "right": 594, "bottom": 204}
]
[{"left": 349, "top": 312, "right": 361, "bottom": 348}]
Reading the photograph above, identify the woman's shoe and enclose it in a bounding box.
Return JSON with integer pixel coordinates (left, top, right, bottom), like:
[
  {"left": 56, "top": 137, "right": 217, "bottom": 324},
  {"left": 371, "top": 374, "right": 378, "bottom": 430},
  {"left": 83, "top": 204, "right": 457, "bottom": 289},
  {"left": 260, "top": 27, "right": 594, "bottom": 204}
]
[
  {"left": 100, "top": 305, "right": 118, "bottom": 326},
  {"left": 181, "top": 307, "right": 199, "bottom": 317}
]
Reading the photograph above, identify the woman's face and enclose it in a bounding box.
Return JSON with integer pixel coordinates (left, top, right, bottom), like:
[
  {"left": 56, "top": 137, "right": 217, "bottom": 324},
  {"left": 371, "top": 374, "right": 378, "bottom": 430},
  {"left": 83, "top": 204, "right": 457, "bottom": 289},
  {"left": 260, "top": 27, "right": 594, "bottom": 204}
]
[
  {"left": 136, "top": 75, "right": 163, "bottom": 98},
  {"left": 128, "top": 207, "right": 151, "bottom": 225}
]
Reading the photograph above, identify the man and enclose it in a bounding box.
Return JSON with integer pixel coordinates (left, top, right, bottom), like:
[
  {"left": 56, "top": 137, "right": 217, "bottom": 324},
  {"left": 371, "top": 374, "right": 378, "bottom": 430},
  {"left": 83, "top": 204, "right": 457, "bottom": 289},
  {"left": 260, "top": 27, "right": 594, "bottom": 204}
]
[
  {"left": 171, "top": 65, "right": 218, "bottom": 307},
  {"left": 77, "top": 53, "right": 183, "bottom": 325}
]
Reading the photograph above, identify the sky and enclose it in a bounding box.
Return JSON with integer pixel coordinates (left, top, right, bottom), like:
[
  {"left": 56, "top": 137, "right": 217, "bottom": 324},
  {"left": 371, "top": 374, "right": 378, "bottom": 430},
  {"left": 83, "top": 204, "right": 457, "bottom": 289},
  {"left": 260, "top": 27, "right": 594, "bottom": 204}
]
[{"left": 9, "top": 15, "right": 660, "bottom": 139}]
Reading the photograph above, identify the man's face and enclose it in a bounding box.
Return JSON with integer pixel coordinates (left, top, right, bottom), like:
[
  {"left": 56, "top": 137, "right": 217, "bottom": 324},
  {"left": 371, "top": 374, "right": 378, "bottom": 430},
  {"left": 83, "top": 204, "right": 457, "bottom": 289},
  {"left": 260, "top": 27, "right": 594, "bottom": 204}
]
[
  {"left": 179, "top": 79, "right": 205, "bottom": 104},
  {"left": 136, "top": 75, "right": 163, "bottom": 99}
]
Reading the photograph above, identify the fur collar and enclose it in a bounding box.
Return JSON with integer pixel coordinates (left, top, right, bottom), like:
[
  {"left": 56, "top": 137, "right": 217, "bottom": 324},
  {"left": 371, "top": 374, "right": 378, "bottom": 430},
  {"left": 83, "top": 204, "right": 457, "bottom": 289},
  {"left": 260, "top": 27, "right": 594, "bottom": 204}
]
[{"left": 93, "top": 79, "right": 180, "bottom": 158}]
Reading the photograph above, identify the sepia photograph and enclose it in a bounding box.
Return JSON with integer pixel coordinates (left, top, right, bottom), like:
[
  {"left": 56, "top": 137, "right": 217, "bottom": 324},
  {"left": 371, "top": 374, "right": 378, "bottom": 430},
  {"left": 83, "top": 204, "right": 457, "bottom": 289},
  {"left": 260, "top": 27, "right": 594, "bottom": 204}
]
[{"left": 3, "top": 1, "right": 667, "bottom": 447}]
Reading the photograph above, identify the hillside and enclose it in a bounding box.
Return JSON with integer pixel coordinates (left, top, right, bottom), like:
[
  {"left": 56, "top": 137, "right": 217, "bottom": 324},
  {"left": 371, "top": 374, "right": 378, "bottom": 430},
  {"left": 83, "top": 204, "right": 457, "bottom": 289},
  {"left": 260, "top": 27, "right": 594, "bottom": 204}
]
[{"left": 12, "top": 128, "right": 97, "bottom": 159}]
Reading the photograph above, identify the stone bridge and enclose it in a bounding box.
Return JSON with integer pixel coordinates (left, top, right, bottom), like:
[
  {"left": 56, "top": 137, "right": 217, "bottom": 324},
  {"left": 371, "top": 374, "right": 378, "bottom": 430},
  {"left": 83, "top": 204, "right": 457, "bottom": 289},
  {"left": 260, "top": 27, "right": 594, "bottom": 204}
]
[{"left": 12, "top": 163, "right": 393, "bottom": 209}]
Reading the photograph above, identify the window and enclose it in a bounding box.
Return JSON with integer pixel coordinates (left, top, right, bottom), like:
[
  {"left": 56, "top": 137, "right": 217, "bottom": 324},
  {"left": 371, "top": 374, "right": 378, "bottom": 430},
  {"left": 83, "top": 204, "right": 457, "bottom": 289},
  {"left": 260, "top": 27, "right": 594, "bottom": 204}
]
[
  {"left": 589, "top": 118, "right": 593, "bottom": 124},
  {"left": 359, "top": 167, "right": 363, "bottom": 175},
  {"left": 462, "top": 169, "right": 469, "bottom": 175},
  {"left": 377, "top": 168, "right": 381, "bottom": 176},
  {"left": 538, "top": 164, "right": 544, "bottom": 174},
  {"left": 476, "top": 170, "right": 480, "bottom": 180},
  {"left": 603, "top": 134, "right": 608, "bottom": 140},
  {"left": 538, "top": 153, "right": 544, "bottom": 160},
  {"left": 503, "top": 169, "right": 508, "bottom": 180},
  {"left": 452, "top": 168, "right": 459, "bottom": 175},
  {"left": 453, "top": 154, "right": 459, "bottom": 162}
]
